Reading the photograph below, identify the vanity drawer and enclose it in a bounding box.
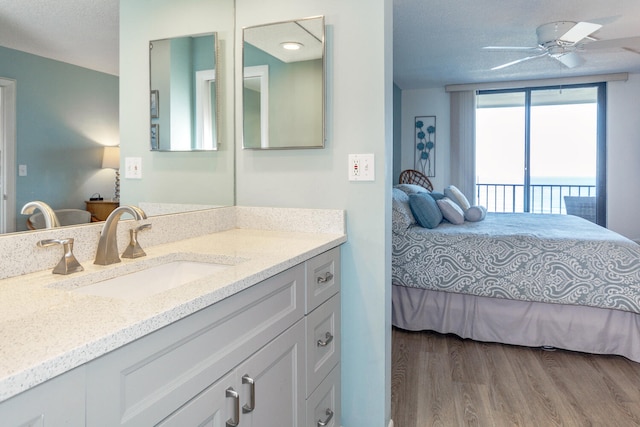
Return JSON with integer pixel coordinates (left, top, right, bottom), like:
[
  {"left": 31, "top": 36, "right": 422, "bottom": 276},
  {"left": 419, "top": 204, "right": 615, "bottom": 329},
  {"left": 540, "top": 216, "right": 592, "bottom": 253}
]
[
  {"left": 306, "top": 293, "right": 341, "bottom": 397},
  {"left": 86, "top": 263, "right": 305, "bottom": 427},
  {"left": 306, "top": 363, "right": 341, "bottom": 427},
  {"left": 306, "top": 247, "right": 340, "bottom": 314}
]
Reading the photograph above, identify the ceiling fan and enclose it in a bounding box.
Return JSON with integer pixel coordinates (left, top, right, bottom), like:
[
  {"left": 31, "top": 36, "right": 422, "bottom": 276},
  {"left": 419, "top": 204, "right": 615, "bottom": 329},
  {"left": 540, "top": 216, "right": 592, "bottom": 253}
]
[{"left": 484, "top": 21, "right": 640, "bottom": 70}]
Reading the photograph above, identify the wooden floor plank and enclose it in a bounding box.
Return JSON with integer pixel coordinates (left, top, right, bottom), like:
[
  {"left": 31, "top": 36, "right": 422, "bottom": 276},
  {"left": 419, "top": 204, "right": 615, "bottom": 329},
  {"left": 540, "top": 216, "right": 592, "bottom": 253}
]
[{"left": 391, "top": 328, "right": 640, "bottom": 426}]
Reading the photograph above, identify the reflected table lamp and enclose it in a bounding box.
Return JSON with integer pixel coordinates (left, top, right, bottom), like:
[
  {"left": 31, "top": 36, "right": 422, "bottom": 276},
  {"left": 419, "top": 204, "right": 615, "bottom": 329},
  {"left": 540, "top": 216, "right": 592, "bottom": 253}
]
[{"left": 102, "top": 146, "right": 120, "bottom": 201}]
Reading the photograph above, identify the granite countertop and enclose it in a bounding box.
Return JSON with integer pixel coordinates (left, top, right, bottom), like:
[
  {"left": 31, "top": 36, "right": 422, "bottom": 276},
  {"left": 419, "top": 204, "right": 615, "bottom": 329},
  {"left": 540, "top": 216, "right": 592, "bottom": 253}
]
[{"left": 0, "top": 228, "right": 346, "bottom": 402}]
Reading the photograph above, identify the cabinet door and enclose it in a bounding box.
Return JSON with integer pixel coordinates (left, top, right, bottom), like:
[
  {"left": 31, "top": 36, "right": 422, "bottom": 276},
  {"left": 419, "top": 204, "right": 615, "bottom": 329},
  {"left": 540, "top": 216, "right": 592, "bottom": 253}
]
[
  {"left": 0, "top": 367, "right": 85, "bottom": 427},
  {"left": 158, "top": 372, "right": 237, "bottom": 427},
  {"left": 238, "top": 320, "right": 306, "bottom": 427}
]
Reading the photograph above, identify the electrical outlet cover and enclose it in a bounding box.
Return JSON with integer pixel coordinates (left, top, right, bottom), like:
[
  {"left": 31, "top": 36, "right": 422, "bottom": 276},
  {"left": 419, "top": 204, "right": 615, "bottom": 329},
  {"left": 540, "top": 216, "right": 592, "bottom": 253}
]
[
  {"left": 348, "top": 154, "right": 375, "bottom": 181},
  {"left": 125, "top": 157, "right": 142, "bottom": 179}
]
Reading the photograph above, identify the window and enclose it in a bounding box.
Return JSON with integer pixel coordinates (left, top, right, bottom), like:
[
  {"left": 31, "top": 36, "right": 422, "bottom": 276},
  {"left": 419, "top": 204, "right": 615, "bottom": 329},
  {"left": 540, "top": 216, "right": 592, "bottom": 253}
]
[{"left": 475, "top": 83, "right": 606, "bottom": 226}]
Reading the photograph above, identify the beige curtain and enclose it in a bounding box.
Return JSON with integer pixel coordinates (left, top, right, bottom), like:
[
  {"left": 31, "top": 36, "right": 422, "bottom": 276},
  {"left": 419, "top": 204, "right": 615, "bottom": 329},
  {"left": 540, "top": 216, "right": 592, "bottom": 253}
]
[{"left": 449, "top": 90, "right": 476, "bottom": 203}]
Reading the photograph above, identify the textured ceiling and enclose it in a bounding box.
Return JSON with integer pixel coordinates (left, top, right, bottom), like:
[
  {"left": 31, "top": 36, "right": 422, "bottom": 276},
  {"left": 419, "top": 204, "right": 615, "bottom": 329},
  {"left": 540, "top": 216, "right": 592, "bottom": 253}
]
[
  {"left": 2, "top": 1, "right": 639, "bottom": 86},
  {"left": 394, "top": 0, "right": 640, "bottom": 89},
  {"left": 0, "top": 0, "right": 119, "bottom": 75}
]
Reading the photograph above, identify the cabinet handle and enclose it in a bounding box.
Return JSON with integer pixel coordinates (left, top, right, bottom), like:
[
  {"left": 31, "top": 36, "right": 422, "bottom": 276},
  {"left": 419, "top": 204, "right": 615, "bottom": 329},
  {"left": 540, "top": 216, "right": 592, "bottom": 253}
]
[
  {"left": 317, "top": 332, "right": 334, "bottom": 347},
  {"left": 317, "top": 272, "right": 334, "bottom": 284},
  {"left": 317, "top": 408, "right": 334, "bottom": 426},
  {"left": 242, "top": 374, "right": 256, "bottom": 413},
  {"left": 226, "top": 388, "right": 240, "bottom": 427}
]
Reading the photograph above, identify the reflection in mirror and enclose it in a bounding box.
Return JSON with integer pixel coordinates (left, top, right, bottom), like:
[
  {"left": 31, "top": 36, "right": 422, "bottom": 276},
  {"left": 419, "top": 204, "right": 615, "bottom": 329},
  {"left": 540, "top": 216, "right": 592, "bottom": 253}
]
[
  {"left": 149, "top": 33, "right": 219, "bottom": 151},
  {"left": 242, "top": 16, "right": 325, "bottom": 149},
  {"left": 243, "top": 66, "right": 269, "bottom": 148}
]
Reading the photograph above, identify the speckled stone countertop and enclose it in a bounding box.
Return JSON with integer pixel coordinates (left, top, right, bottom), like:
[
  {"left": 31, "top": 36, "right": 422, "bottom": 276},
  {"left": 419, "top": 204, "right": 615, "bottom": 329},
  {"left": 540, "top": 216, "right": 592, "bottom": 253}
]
[{"left": 0, "top": 208, "right": 346, "bottom": 402}]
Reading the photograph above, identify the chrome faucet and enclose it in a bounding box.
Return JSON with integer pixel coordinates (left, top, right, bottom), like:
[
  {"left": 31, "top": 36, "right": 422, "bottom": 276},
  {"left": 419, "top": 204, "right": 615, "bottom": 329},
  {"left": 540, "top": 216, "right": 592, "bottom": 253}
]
[
  {"left": 21, "top": 201, "right": 61, "bottom": 229},
  {"left": 94, "top": 205, "right": 147, "bottom": 265}
]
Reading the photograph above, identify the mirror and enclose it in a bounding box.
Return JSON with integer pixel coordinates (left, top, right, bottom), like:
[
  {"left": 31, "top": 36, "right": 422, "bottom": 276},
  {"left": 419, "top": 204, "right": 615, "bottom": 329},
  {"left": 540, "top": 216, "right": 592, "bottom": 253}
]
[
  {"left": 149, "top": 33, "right": 220, "bottom": 151},
  {"left": 2, "top": 0, "right": 236, "bottom": 235},
  {"left": 242, "top": 16, "right": 325, "bottom": 149}
]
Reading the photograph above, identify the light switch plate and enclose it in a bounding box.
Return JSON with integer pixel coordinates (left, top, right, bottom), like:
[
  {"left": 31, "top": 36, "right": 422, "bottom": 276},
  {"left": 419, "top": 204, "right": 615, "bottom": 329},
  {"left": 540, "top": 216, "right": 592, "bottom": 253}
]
[
  {"left": 125, "top": 157, "right": 142, "bottom": 179},
  {"left": 348, "top": 154, "right": 375, "bottom": 181}
]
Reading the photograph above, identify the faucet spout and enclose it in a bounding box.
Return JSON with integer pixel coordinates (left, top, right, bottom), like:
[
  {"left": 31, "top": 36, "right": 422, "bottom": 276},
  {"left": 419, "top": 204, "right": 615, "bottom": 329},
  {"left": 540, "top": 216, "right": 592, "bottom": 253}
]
[
  {"left": 21, "top": 201, "right": 61, "bottom": 229},
  {"left": 94, "top": 205, "right": 147, "bottom": 265}
]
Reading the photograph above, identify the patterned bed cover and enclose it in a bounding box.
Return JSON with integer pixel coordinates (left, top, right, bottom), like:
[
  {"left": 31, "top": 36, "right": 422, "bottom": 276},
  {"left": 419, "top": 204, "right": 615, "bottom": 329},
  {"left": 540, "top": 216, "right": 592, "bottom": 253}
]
[{"left": 392, "top": 213, "right": 640, "bottom": 314}]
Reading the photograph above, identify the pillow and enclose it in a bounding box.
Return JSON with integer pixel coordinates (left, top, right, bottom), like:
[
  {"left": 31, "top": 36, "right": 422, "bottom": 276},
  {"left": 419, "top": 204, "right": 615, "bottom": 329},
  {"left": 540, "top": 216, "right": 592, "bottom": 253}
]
[
  {"left": 408, "top": 193, "right": 442, "bottom": 229},
  {"left": 430, "top": 191, "right": 445, "bottom": 200},
  {"left": 444, "top": 185, "right": 471, "bottom": 211},
  {"left": 392, "top": 188, "right": 416, "bottom": 232},
  {"left": 465, "top": 205, "right": 487, "bottom": 222},
  {"left": 437, "top": 197, "right": 465, "bottom": 225},
  {"left": 394, "top": 183, "right": 429, "bottom": 195}
]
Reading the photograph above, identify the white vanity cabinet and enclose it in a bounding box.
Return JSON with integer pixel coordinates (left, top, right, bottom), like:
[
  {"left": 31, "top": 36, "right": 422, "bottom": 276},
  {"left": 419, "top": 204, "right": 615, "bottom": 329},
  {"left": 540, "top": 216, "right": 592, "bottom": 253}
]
[
  {"left": 0, "top": 247, "right": 341, "bottom": 427},
  {"left": 85, "top": 246, "right": 341, "bottom": 427}
]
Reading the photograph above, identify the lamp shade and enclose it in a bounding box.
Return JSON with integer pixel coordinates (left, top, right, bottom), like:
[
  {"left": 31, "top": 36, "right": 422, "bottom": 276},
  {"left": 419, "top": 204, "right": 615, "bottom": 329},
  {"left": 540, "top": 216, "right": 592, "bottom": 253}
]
[{"left": 102, "top": 146, "right": 120, "bottom": 169}]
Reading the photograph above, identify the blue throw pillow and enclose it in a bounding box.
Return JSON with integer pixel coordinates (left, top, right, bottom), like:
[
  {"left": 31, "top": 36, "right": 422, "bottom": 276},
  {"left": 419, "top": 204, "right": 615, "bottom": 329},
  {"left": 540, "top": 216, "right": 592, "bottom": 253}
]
[{"left": 408, "top": 193, "right": 443, "bottom": 229}]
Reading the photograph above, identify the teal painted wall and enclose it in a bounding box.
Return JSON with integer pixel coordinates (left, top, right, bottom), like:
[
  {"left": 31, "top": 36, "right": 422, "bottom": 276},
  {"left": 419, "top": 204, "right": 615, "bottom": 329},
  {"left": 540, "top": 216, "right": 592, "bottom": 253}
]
[{"left": 0, "top": 46, "right": 118, "bottom": 231}]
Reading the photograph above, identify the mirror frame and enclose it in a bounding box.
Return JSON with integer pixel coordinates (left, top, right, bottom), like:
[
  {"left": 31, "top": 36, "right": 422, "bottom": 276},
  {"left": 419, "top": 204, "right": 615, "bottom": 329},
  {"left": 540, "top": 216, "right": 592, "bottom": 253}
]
[
  {"left": 241, "top": 16, "right": 325, "bottom": 150},
  {"left": 149, "top": 32, "right": 221, "bottom": 152}
]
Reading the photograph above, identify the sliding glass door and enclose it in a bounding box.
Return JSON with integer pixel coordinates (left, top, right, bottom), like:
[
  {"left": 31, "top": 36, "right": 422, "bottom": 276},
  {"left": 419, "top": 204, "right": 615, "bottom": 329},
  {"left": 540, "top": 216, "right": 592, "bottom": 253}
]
[{"left": 476, "top": 83, "right": 606, "bottom": 226}]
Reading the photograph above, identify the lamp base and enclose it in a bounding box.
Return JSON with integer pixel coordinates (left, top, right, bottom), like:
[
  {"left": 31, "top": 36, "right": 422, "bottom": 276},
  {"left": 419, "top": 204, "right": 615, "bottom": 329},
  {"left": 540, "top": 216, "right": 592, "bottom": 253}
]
[{"left": 115, "top": 170, "right": 120, "bottom": 201}]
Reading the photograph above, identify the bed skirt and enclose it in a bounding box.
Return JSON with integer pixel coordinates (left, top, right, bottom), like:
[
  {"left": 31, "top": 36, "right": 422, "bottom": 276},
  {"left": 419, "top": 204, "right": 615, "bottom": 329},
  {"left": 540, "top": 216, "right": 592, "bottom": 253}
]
[{"left": 392, "top": 285, "right": 640, "bottom": 363}]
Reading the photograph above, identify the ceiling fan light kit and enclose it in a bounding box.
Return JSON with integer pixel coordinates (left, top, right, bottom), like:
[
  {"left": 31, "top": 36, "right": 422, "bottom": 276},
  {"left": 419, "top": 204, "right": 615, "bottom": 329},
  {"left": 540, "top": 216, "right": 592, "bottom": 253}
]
[{"left": 486, "top": 20, "right": 640, "bottom": 70}]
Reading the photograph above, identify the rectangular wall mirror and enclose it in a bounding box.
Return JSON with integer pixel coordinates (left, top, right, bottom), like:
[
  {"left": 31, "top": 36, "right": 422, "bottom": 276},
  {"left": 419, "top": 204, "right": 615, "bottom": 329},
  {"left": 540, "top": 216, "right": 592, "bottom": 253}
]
[
  {"left": 242, "top": 16, "right": 325, "bottom": 149},
  {"left": 149, "top": 33, "right": 220, "bottom": 151}
]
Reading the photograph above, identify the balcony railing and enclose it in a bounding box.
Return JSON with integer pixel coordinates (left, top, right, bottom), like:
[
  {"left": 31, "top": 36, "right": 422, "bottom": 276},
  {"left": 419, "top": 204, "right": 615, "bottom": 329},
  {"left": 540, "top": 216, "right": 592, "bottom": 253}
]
[{"left": 476, "top": 183, "right": 596, "bottom": 214}]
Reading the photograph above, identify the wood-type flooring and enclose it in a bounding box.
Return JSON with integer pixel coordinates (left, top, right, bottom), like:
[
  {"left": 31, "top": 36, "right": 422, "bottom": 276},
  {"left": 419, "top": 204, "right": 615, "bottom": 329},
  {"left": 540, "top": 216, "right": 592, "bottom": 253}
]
[{"left": 391, "top": 327, "right": 640, "bottom": 426}]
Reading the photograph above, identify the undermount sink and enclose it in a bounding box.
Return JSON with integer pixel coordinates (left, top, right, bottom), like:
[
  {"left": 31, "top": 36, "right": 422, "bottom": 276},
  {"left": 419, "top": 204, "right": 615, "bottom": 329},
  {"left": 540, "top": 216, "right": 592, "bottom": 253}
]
[{"left": 72, "top": 260, "right": 230, "bottom": 300}]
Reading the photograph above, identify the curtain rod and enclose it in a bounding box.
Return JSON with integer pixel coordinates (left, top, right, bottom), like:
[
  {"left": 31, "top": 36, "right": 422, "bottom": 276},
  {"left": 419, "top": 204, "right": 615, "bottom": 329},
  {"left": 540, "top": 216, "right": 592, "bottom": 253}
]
[{"left": 445, "top": 73, "right": 629, "bottom": 92}]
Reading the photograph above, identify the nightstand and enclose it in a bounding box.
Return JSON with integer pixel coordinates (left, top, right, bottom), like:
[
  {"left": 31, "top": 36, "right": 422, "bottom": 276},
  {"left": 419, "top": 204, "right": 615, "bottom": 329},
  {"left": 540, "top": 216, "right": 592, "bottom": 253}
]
[{"left": 85, "top": 200, "right": 119, "bottom": 222}]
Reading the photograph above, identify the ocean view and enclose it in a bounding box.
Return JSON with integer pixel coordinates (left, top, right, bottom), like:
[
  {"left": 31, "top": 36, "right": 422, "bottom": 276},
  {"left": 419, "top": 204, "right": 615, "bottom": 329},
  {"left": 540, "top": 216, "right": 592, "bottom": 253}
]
[{"left": 477, "top": 176, "right": 596, "bottom": 214}]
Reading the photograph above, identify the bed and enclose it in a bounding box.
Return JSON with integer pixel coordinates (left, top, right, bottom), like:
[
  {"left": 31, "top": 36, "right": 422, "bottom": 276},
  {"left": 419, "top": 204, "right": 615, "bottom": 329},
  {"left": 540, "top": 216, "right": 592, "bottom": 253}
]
[{"left": 391, "top": 187, "right": 640, "bottom": 362}]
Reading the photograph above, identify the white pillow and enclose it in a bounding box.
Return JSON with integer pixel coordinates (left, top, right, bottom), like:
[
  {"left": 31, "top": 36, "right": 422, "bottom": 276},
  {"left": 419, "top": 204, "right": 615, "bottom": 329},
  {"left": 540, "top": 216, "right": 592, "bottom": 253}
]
[
  {"left": 437, "top": 197, "right": 465, "bottom": 225},
  {"left": 444, "top": 185, "right": 471, "bottom": 211},
  {"left": 465, "top": 205, "right": 487, "bottom": 222},
  {"left": 394, "top": 183, "right": 429, "bottom": 195}
]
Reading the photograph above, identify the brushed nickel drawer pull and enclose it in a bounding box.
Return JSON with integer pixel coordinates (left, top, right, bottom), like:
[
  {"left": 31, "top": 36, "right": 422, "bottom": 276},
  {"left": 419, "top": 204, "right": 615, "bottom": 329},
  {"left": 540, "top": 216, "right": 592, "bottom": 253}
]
[
  {"left": 317, "top": 332, "right": 334, "bottom": 347},
  {"left": 226, "top": 388, "right": 240, "bottom": 427},
  {"left": 317, "top": 408, "right": 334, "bottom": 426},
  {"left": 317, "top": 272, "right": 334, "bottom": 284},
  {"left": 242, "top": 375, "right": 255, "bottom": 413}
]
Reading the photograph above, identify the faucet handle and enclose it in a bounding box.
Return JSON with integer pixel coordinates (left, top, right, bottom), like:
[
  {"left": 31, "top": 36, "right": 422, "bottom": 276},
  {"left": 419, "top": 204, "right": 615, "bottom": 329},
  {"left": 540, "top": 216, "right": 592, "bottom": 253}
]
[
  {"left": 121, "top": 224, "right": 152, "bottom": 259},
  {"left": 37, "top": 238, "right": 84, "bottom": 275}
]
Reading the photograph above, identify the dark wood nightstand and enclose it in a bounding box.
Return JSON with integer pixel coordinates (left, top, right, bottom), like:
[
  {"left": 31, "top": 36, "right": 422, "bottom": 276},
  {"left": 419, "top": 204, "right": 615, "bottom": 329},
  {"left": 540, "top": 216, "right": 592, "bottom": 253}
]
[{"left": 85, "top": 200, "right": 119, "bottom": 222}]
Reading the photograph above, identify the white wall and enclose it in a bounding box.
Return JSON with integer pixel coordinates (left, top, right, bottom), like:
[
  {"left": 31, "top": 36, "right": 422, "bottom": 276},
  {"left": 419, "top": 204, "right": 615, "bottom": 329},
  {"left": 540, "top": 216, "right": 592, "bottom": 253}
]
[
  {"left": 400, "top": 75, "right": 640, "bottom": 241},
  {"left": 400, "top": 87, "right": 451, "bottom": 191},
  {"left": 607, "top": 73, "right": 640, "bottom": 241},
  {"left": 236, "top": 1, "right": 393, "bottom": 426}
]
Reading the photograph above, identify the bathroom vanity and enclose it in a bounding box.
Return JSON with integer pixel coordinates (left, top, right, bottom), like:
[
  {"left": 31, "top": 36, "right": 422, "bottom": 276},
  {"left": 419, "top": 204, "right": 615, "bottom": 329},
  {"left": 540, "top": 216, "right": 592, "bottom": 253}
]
[{"left": 0, "top": 207, "right": 345, "bottom": 427}]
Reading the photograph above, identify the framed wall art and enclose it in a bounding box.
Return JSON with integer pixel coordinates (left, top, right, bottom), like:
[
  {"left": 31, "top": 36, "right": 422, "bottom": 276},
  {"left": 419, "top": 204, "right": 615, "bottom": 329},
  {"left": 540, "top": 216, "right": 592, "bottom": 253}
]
[{"left": 414, "top": 116, "right": 436, "bottom": 177}]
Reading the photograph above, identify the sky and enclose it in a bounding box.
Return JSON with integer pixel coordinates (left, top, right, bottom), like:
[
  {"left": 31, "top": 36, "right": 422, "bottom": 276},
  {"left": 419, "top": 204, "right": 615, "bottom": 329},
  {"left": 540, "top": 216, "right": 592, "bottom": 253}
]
[{"left": 476, "top": 103, "right": 597, "bottom": 185}]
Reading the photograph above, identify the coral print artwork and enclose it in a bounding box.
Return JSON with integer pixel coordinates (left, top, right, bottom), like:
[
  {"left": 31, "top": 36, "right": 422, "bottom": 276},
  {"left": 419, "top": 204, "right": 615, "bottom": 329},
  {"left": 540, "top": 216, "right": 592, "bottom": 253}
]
[{"left": 414, "top": 116, "right": 436, "bottom": 177}]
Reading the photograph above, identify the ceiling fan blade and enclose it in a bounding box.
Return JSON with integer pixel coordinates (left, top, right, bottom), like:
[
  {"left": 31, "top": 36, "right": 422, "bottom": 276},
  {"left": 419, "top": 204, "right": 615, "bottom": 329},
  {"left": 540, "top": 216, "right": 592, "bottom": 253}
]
[
  {"left": 580, "top": 36, "right": 640, "bottom": 51},
  {"left": 483, "top": 46, "right": 543, "bottom": 52},
  {"left": 491, "top": 52, "right": 547, "bottom": 70},
  {"left": 559, "top": 21, "right": 602, "bottom": 44},
  {"left": 554, "top": 51, "right": 584, "bottom": 68}
]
